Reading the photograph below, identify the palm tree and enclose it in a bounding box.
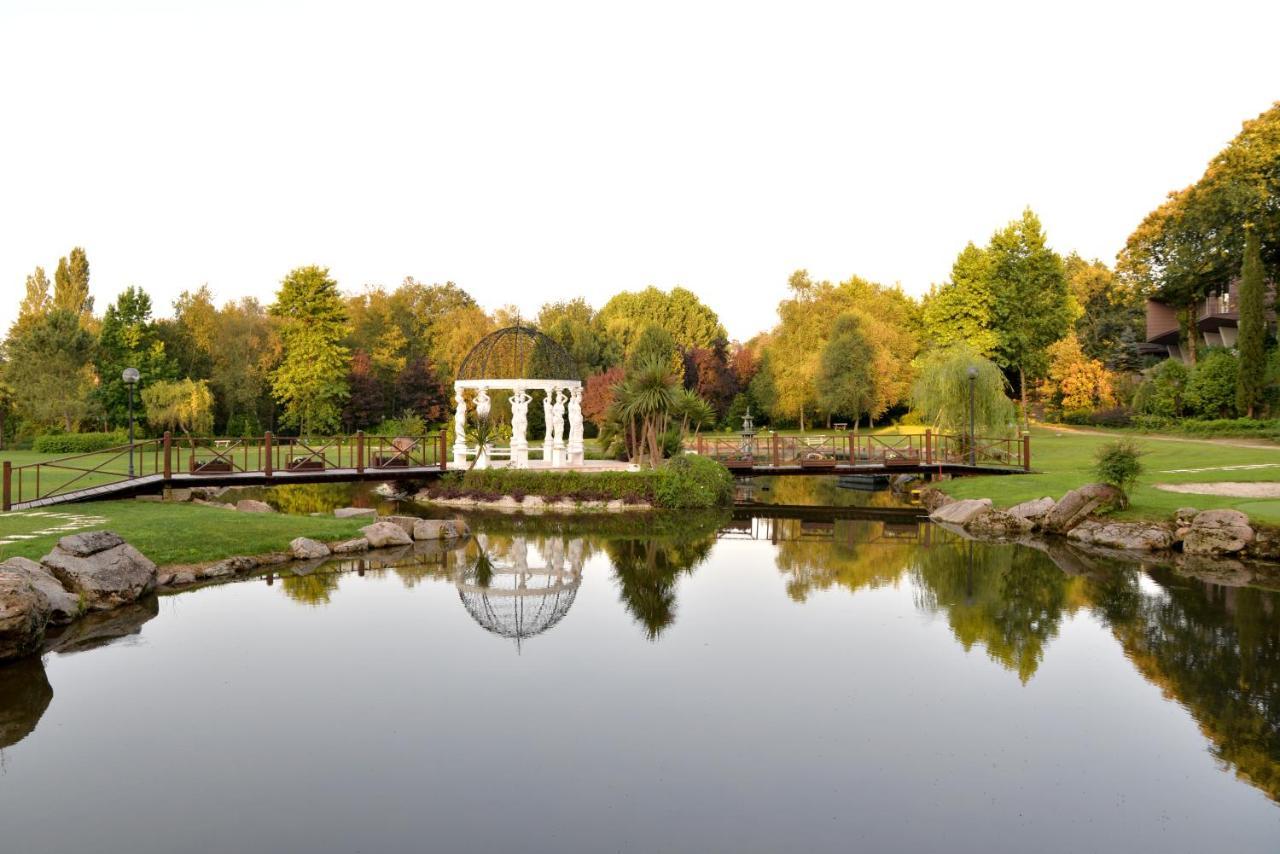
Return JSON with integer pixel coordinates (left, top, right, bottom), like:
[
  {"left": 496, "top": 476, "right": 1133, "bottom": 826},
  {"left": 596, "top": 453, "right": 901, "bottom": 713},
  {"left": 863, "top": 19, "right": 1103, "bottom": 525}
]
[
  {"left": 672, "top": 388, "right": 716, "bottom": 442},
  {"left": 616, "top": 357, "right": 678, "bottom": 468}
]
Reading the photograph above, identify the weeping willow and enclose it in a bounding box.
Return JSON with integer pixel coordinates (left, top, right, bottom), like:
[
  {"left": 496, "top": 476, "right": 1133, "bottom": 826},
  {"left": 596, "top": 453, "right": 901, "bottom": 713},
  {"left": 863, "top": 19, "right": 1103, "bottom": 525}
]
[{"left": 910, "top": 344, "right": 1015, "bottom": 435}]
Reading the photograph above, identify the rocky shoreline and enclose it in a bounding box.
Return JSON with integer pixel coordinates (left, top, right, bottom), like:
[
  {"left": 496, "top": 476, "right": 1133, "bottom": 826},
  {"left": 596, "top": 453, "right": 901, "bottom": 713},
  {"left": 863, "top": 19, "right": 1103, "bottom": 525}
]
[
  {"left": 922, "top": 483, "right": 1280, "bottom": 583},
  {"left": 0, "top": 515, "right": 471, "bottom": 664}
]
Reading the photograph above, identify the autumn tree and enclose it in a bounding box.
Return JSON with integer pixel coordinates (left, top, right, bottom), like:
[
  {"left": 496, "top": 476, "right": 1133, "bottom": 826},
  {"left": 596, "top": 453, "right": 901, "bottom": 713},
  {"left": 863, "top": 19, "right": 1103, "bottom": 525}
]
[
  {"left": 269, "top": 266, "right": 350, "bottom": 435},
  {"left": 1063, "top": 253, "right": 1144, "bottom": 371},
  {"left": 815, "top": 313, "right": 876, "bottom": 432},
  {"left": 1044, "top": 333, "right": 1116, "bottom": 413},
  {"left": 598, "top": 285, "right": 725, "bottom": 360},
  {"left": 683, "top": 339, "right": 738, "bottom": 418},
  {"left": 52, "top": 247, "right": 93, "bottom": 319},
  {"left": 396, "top": 356, "right": 448, "bottom": 421},
  {"left": 342, "top": 351, "right": 385, "bottom": 431},
  {"left": 582, "top": 365, "right": 625, "bottom": 425},
  {"left": 211, "top": 297, "right": 276, "bottom": 434}
]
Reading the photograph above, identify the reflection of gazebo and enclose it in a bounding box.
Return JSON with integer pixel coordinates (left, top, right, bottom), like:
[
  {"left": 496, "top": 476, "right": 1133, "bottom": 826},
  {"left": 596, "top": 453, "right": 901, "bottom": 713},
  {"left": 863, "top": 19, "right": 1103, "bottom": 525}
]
[
  {"left": 455, "top": 536, "right": 585, "bottom": 647},
  {"left": 452, "top": 325, "right": 583, "bottom": 469}
]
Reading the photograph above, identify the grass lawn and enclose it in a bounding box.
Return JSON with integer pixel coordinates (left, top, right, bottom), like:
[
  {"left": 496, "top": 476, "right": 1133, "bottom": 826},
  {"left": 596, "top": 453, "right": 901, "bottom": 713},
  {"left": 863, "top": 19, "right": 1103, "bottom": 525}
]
[
  {"left": 0, "top": 500, "right": 367, "bottom": 566},
  {"left": 941, "top": 425, "right": 1280, "bottom": 525}
]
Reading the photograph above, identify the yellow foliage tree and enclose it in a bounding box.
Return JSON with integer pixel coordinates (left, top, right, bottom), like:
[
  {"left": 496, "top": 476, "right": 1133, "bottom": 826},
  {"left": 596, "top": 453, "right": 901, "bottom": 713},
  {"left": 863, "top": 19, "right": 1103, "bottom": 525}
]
[{"left": 1044, "top": 333, "right": 1115, "bottom": 412}]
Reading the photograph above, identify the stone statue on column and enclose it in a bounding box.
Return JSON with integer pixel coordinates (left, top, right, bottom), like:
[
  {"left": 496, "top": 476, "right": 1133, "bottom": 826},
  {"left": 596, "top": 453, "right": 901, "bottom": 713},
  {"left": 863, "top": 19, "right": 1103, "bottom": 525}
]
[
  {"left": 551, "top": 386, "right": 566, "bottom": 466},
  {"left": 542, "top": 390, "right": 554, "bottom": 463},
  {"left": 509, "top": 384, "right": 530, "bottom": 468},
  {"left": 452, "top": 386, "right": 468, "bottom": 467},
  {"left": 567, "top": 385, "right": 584, "bottom": 465}
]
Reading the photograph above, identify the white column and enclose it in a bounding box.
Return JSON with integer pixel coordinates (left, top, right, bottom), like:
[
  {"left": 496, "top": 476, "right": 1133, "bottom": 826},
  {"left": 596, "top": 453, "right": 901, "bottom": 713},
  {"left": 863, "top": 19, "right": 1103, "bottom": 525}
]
[
  {"left": 542, "top": 390, "right": 554, "bottom": 463},
  {"left": 473, "top": 386, "right": 491, "bottom": 469},
  {"left": 551, "top": 386, "right": 566, "bottom": 467},
  {"left": 567, "top": 386, "right": 584, "bottom": 465},
  {"left": 452, "top": 385, "right": 468, "bottom": 467},
  {"left": 510, "top": 384, "right": 530, "bottom": 468}
]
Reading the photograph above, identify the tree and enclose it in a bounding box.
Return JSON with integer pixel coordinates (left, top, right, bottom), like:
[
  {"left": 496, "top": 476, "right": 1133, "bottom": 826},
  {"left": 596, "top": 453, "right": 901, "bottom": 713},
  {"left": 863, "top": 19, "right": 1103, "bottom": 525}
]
[
  {"left": 1044, "top": 333, "right": 1116, "bottom": 413},
  {"left": 52, "top": 247, "right": 93, "bottom": 319},
  {"left": 815, "top": 313, "right": 876, "bottom": 432},
  {"left": 1064, "top": 253, "right": 1144, "bottom": 372},
  {"left": 582, "top": 365, "right": 625, "bottom": 425},
  {"left": 5, "top": 309, "right": 96, "bottom": 431},
  {"left": 342, "top": 351, "right": 385, "bottom": 431},
  {"left": 269, "top": 266, "right": 350, "bottom": 435},
  {"left": 140, "top": 379, "right": 215, "bottom": 438},
  {"left": 1133, "top": 359, "right": 1189, "bottom": 418},
  {"left": 538, "top": 298, "right": 610, "bottom": 375},
  {"left": 165, "top": 285, "right": 219, "bottom": 380},
  {"left": 211, "top": 297, "right": 276, "bottom": 434},
  {"left": 94, "top": 286, "right": 177, "bottom": 428},
  {"left": 612, "top": 357, "right": 679, "bottom": 468},
  {"left": 396, "top": 356, "right": 448, "bottom": 421},
  {"left": 910, "top": 344, "right": 1014, "bottom": 435},
  {"left": 598, "top": 285, "right": 725, "bottom": 359},
  {"left": 1237, "top": 228, "right": 1267, "bottom": 417},
  {"left": 683, "top": 339, "right": 738, "bottom": 419},
  {"left": 1185, "top": 348, "right": 1239, "bottom": 418},
  {"left": 922, "top": 243, "right": 999, "bottom": 355},
  {"left": 627, "top": 325, "right": 680, "bottom": 375},
  {"left": 16, "top": 267, "right": 51, "bottom": 332}
]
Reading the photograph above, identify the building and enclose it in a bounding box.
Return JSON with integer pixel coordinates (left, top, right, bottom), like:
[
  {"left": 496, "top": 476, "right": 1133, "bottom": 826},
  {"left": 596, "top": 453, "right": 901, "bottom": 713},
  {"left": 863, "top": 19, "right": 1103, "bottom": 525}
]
[{"left": 1146, "top": 278, "right": 1275, "bottom": 361}]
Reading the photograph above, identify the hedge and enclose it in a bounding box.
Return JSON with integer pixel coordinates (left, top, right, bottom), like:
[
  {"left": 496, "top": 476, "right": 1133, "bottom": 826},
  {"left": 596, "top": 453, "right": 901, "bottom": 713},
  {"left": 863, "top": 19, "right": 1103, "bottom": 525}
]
[{"left": 33, "top": 431, "right": 130, "bottom": 454}]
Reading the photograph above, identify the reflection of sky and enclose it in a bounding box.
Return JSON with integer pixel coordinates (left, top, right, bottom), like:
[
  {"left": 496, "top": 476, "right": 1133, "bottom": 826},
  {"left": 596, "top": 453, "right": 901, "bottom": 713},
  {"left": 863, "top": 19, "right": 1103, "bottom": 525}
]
[{"left": 1, "top": 530, "right": 1277, "bottom": 853}]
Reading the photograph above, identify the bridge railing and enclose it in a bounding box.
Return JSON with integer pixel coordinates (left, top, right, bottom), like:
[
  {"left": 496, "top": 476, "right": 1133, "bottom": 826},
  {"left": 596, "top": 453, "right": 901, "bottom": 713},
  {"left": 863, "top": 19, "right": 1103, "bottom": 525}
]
[
  {"left": 2, "top": 431, "right": 449, "bottom": 510},
  {"left": 687, "top": 430, "right": 1029, "bottom": 471}
]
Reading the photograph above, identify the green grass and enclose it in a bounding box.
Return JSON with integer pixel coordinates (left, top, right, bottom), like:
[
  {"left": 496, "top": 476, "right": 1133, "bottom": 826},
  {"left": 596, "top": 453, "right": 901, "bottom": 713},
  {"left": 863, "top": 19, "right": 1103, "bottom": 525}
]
[
  {"left": 940, "top": 425, "right": 1280, "bottom": 524},
  {"left": 0, "top": 500, "right": 367, "bottom": 566}
]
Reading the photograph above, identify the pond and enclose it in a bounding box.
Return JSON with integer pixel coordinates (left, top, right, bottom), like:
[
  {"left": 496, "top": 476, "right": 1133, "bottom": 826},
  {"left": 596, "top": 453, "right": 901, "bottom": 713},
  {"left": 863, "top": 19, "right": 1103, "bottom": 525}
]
[{"left": 1, "top": 506, "right": 1278, "bottom": 853}]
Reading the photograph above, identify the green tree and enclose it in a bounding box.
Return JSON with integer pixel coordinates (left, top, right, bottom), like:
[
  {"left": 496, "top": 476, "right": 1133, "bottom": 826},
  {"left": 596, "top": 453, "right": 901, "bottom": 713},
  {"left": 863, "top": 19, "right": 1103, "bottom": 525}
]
[
  {"left": 537, "top": 298, "right": 609, "bottom": 374},
  {"left": 52, "top": 247, "right": 93, "bottom": 319},
  {"left": 1064, "top": 253, "right": 1144, "bottom": 371},
  {"left": 922, "top": 243, "right": 999, "bottom": 355},
  {"left": 5, "top": 309, "right": 96, "bottom": 431},
  {"left": 269, "top": 266, "right": 350, "bottom": 435},
  {"left": 1236, "top": 228, "right": 1267, "bottom": 417},
  {"left": 140, "top": 378, "right": 215, "bottom": 438},
  {"left": 986, "top": 209, "right": 1072, "bottom": 428},
  {"left": 598, "top": 285, "right": 725, "bottom": 359},
  {"left": 1133, "top": 358, "right": 1189, "bottom": 418},
  {"left": 910, "top": 344, "right": 1014, "bottom": 435},
  {"left": 16, "top": 267, "right": 51, "bottom": 332},
  {"left": 815, "top": 313, "right": 876, "bottom": 432},
  {"left": 94, "top": 286, "right": 178, "bottom": 428},
  {"left": 1185, "top": 348, "right": 1239, "bottom": 418},
  {"left": 211, "top": 297, "right": 276, "bottom": 434}
]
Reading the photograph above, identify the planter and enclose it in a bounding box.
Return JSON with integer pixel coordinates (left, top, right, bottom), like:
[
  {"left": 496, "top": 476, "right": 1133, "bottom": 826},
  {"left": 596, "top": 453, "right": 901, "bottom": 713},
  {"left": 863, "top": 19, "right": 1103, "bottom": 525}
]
[
  {"left": 724, "top": 458, "right": 755, "bottom": 471},
  {"left": 191, "top": 459, "right": 233, "bottom": 474},
  {"left": 286, "top": 459, "right": 325, "bottom": 472},
  {"left": 800, "top": 456, "right": 836, "bottom": 469},
  {"left": 371, "top": 455, "right": 410, "bottom": 468},
  {"left": 883, "top": 455, "right": 918, "bottom": 468}
]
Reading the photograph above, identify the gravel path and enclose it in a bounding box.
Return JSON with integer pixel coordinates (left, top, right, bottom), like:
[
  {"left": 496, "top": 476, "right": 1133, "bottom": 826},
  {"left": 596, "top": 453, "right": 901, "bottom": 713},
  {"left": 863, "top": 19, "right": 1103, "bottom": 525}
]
[{"left": 1155, "top": 482, "right": 1280, "bottom": 498}]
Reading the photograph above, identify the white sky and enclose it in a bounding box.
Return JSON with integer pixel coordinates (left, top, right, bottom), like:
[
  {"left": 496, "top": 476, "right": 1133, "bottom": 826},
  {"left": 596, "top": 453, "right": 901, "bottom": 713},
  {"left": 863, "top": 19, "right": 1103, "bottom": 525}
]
[{"left": 2, "top": 0, "right": 1278, "bottom": 341}]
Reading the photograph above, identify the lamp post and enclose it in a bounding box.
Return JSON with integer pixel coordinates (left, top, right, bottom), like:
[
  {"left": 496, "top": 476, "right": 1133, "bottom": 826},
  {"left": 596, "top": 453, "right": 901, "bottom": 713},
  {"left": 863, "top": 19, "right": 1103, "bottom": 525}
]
[
  {"left": 966, "top": 365, "right": 978, "bottom": 467},
  {"left": 122, "top": 368, "right": 140, "bottom": 476}
]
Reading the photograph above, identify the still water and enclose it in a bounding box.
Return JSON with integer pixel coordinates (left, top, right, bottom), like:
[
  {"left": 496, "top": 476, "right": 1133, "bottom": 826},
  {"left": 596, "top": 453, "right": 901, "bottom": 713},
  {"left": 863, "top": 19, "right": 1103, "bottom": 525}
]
[{"left": 1, "top": 503, "right": 1279, "bottom": 853}]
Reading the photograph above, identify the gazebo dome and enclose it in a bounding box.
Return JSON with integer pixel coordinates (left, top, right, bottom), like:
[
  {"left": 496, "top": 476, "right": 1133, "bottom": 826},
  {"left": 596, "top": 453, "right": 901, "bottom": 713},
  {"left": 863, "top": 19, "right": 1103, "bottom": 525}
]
[
  {"left": 456, "top": 570, "right": 580, "bottom": 643},
  {"left": 456, "top": 325, "right": 579, "bottom": 383}
]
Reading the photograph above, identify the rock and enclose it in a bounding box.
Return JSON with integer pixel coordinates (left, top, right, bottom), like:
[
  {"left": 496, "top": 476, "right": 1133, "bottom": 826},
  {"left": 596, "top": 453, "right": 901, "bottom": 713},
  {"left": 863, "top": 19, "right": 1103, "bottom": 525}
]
[
  {"left": 1067, "top": 520, "right": 1174, "bottom": 552},
  {"left": 381, "top": 515, "right": 420, "bottom": 535},
  {"left": 40, "top": 535, "right": 157, "bottom": 611},
  {"left": 1183, "top": 509, "right": 1255, "bottom": 556},
  {"left": 0, "top": 571, "right": 51, "bottom": 661},
  {"left": 966, "top": 510, "right": 1034, "bottom": 538},
  {"left": 1, "top": 557, "right": 81, "bottom": 624},
  {"left": 334, "top": 507, "right": 377, "bottom": 519},
  {"left": 0, "top": 657, "right": 53, "bottom": 749},
  {"left": 918, "top": 487, "right": 953, "bottom": 513},
  {"left": 331, "top": 538, "right": 369, "bottom": 554},
  {"left": 1248, "top": 527, "right": 1280, "bottom": 562},
  {"left": 1174, "top": 507, "right": 1199, "bottom": 527},
  {"left": 235, "top": 499, "right": 275, "bottom": 513},
  {"left": 193, "top": 499, "right": 235, "bottom": 510},
  {"left": 56, "top": 530, "right": 125, "bottom": 557},
  {"left": 199, "top": 556, "right": 259, "bottom": 579},
  {"left": 289, "top": 538, "right": 331, "bottom": 560},
  {"left": 929, "top": 498, "right": 993, "bottom": 525},
  {"left": 171, "top": 571, "right": 197, "bottom": 586},
  {"left": 257, "top": 553, "right": 292, "bottom": 566},
  {"left": 450, "top": 517, "right": 470, "bottom": 537},
  {"left": 165, "top": 488, "right": 193, "bottom": 502},
  {"left": 42, "top": 597, "right": 158, "bottom": 655},
  {"left": 361, "top": 521, "right": 413, "bottom": 548},
  {"left": 1042, "top": 484, "right": 1123, "bottom": 534},
  {"left": 413, "top": 519, "right": 448, "bottom": 540},
  {"left": 1007, "top": 497, "right": 1056, "bottom": 524},
  {"left": 135, "top": 494, "right": 163, "bottom": 502}
]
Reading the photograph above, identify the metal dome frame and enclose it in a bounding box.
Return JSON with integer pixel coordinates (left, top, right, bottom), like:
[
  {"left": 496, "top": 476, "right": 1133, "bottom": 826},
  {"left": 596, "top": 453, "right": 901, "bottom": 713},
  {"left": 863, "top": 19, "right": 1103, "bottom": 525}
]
[{"left": 456, "top": 324, "right": 580, "bottom": 383}]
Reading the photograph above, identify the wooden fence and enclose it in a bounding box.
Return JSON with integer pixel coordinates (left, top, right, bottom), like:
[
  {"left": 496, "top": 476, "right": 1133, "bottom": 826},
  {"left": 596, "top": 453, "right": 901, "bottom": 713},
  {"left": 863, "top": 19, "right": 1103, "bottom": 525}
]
[{"left": 687, "top": 430, "right": 1029, "bottom": 472}]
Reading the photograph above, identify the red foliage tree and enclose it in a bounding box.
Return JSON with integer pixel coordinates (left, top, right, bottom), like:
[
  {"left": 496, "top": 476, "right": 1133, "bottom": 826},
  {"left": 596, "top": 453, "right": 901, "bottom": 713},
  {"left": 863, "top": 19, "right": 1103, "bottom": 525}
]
[
  {"left": 582, "top": 365, "right": 625, "bottom": 424},
  {"left": 396, "top": 357, "right": 448, "bottom": 422},
  {"left": 685, "top": 339, "right": 738, "bottom": 417},
  {"left": 342, "top": 350, "right": 385, "bottom": 431}
]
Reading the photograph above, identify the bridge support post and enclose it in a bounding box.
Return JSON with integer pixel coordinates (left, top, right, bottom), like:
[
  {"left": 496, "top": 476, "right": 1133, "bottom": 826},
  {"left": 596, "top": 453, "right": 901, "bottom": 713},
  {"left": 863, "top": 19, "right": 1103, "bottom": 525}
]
[
  {"left": 438, "top": 431, "right": 447, "bottom": 471},
  {"left": 1022, "top": 432, "right": 1031, "bottom": 471},
  {"left": 924, "top": 429, "right": 932, "bottom": 466},
  {"left": 3, "top": 461, "right": 10, "bottom": 512},
  {"left": 771, "top": 432, "right": 779, "bottom": 467},
  {"left": 264, "top": 432, "right": 274, "bottom": 477},
  {"left": 356, "top": 431, "right": 365, "bottom": 474},
  {"left": 162, "top": 432, "right": 172, "bottom": 481}
]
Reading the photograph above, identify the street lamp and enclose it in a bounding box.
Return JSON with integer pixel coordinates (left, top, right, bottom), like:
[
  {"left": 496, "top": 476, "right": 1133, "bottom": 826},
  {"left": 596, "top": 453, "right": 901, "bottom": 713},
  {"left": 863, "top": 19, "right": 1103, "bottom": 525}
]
[
  {"left": 966, "top": 365, "right": 978, "bottom": 467},
  {"left": 122, "top": 368, "right": 140, "bottom": 476}
]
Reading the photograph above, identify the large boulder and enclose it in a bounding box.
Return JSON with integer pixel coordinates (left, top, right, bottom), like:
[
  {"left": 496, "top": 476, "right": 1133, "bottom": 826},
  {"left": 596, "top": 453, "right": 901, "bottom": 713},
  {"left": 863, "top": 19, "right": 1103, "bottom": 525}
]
[
  {"left": 930, "top": 498, "right": 992, "bottom": 525},
  {"left": 199, "top": 556, "right": 259, "bottom": 579},
  {"left": 361, "top": 521, "right": 413, "bottom": 548},
  {"left": 1248, "top": 527, "right": 1280, "bottom": 562},
  {"left": 235, "top": 499, "right": 275, "bottom": 513},
  {"left": 331, "top": 537, "right": 370, "bottom": 554},
  {"left": 917, "top": 487, "right": 953, "bottom": 513},
  {"left": 289, "top": 538, "right": 331, "bottom": 560},
  {"left": 381, "top": 515, "right": 420, "bottom": 536},
  {"left": 1007, "top": 497, "right": 1056, "bottom": 525},
  {"left": 1067, "top": 520, "right": 1174, "bottom": 552},
  {"left": 334, "top": 507, "right": 377, "bottom": 519},
  {"left": 40, "top": 532, "right": 157, "bottom": 610},
  {"left": 1, "top": 557, "right": 81, "bottom": 624},
  {"left": 1183, "top": 509, "right": 1255, "bottom": 556},
  {"left": 412, "top": 518, "right": 469, "bottom": 541},
  {"left": 0, "top": 571, "right": 51, "bottom": 661},
  {"left": 966, "top": 510, "right": 1033, "bottom": 538},
  {"left": 1042, "top": 484, "right": 1123, "bottom": 534}
]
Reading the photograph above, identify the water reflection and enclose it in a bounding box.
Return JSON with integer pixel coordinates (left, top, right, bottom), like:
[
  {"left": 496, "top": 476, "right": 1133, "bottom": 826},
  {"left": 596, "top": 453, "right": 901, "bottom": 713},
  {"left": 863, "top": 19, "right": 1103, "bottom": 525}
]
[
  {"left": 458, "top": 535, "right": 584, "bottom": 646},
  {"left": 0, "top": 657, "right": 51, "bottom": 751}
]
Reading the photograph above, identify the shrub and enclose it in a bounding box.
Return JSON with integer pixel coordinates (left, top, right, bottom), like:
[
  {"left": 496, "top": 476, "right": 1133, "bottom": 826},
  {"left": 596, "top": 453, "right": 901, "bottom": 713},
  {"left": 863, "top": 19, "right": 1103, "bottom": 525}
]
[
  {"left": 1133, "top": 358, "right": 1188, "bottom": 418},
  {"left": 653, "top": 453, "right": 734, "bottom": 509},
  {"left": 1093, "top": 439, "right": 1144, "bottom": 508},
  {"left": 371, "top": 412, "right": 428, "bottom": 437},
  {"left": 1184, "top": 348, "right": 1239, "bottom": 419},
  {"left": 33, "top": 431, "right": 129, "bottom": 454},
  {"left": 1061, "top": 407, "right": 1132, "bottom": 427}
]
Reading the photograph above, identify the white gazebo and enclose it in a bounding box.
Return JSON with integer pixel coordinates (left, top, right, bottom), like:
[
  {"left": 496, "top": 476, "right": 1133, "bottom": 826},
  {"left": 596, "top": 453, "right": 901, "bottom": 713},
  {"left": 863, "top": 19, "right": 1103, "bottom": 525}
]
[{"left": 451, "top": 325, "right": 584, "bottom": 469}]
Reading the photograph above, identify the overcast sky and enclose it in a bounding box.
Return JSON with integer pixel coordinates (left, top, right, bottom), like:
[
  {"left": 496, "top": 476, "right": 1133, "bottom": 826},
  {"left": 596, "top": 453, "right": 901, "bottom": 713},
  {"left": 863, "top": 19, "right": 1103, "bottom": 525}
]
[{"left": 2, "top": 0, "right": 1277, "bottom": 341}]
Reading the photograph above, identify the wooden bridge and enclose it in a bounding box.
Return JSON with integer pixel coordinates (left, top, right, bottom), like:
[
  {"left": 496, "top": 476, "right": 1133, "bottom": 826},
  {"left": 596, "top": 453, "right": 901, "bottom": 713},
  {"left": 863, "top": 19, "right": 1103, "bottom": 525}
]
[{"left": 1, "top": 429, "right": 1031, "bottom": 511}]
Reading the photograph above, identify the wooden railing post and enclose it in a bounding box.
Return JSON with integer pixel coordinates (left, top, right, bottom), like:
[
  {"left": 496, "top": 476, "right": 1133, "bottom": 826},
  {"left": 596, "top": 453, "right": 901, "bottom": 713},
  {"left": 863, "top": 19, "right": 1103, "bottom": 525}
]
[
  {"left": 1022, "top": 432, "right": 1031, "bottom": 471},
  {"left": 162, "top": 432, "right": 172, "bottom": 480},
  {"left": 264, "top": 432, "right": 274, "bottom": 477},
  {"left": 3, "top": 461, "right": 10, "bottom": 511},
  {"left": 438, "top": 430, "right": 447, "bottom": 471},
  {"left": 356, "top": 431, "right": 365, "bottom": 474},
  {"left": 771, "top": 432, "right": 780, "bottom": 467},
  {"left": 924, "top": 429, "right": 932, "bottom": 466}
]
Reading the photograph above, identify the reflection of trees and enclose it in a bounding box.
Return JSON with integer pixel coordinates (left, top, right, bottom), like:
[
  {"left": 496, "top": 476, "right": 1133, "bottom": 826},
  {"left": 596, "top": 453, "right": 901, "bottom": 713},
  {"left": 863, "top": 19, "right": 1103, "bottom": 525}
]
[
  {"left": 1085, "top": 565, "right": 1280, "bottom": 802},
  {"left": 606, "top": 534, "right": 716, "bottom": 639},
  {"left": 774, "top": 519, "right": 917, "bottom": 601},
  {"left": 753, "top": 476, "right": 906, "bottom": 509},
  {"left": 913, "top": 542, "right": 1082, "bottom": 683},
  {"left": 0, "top": 656, "right": 52, "bottom": 751},
  {"left": 265, "top": 483, "right": 374, "bottom": 516},
  {"left": 280, "top": 566, "right": 341, "bottom": 605}
]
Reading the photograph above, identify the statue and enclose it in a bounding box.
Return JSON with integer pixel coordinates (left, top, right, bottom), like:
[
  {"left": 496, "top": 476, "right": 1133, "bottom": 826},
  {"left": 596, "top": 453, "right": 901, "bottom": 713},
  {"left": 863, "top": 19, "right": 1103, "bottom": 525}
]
[
  {"left": 509, "top": 385, "right": 530, "bottom": 468},
  {"left": 543, "top": 390, "right": 555, "bottom": 462},
  {"left": 567, "top": 386, "right": 584, "bottom": 465},
  {"left": 551, "top": 386, "right": 566, "bottom": 466},
  {"left": 452, "top": 387, "right": 468, "bottom": 467}
]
